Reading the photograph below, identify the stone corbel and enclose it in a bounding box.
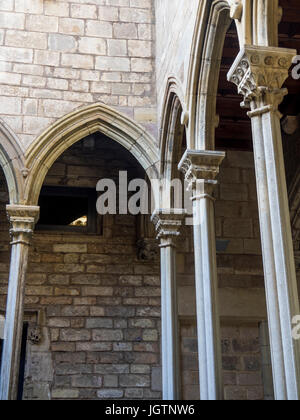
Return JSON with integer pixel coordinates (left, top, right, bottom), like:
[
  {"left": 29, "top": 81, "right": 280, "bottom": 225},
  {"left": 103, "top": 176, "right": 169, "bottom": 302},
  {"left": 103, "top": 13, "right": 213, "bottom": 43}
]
[
  {"left": 282, "top": 115, "right": 300, "bottom": 136},
  {"left": 136, "top": 238, "right": 158, "bottom": 262},
  {"left": 228, "top": 0, "right": 243, "bottom": 21},
  {"left": 28, "top": 325, "right": 42, "bottom": 345}
]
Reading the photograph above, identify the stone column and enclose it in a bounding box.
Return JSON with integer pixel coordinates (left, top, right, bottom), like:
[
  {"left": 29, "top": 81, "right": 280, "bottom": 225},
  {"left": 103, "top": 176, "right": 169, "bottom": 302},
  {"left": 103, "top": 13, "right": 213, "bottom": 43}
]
[
  {"left": 179, "top": 150, "right": 225, "bottom": 400},
  {"left": 151, "top": 209, "right": 186, "bottom": 400},
  {"left": 0, "top": 205, "right": 39, "bottom": 401},
  {"left": 228, "top": 45, "right": 300, "bottom": 400}
]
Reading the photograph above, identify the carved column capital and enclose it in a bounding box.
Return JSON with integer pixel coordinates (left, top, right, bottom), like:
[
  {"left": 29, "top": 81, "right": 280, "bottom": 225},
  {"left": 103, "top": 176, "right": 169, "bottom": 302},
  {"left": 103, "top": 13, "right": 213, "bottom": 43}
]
[
  {"left": 6, "top": 205, "right": 40, "bottom": 246},
  {"left": 151, "top": 209, "right": 186, "bottom": 248},
  {"left": 178, "top": 150, "right": 225, "bottom": 194},
  {"left": 227, "top": 45, "right": 296, "bottom": 108}
]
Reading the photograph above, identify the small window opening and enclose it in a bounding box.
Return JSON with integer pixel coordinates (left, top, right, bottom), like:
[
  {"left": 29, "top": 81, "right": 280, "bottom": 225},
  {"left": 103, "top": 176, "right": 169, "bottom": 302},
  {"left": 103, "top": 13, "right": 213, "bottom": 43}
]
[{"left": 36, "top": 186, "right": 99, "bottom": 234}]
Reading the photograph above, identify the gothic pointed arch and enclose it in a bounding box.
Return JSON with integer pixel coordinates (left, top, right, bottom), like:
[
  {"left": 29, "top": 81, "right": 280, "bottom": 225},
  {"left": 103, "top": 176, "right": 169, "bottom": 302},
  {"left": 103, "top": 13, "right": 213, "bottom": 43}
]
[
  {"left": 186, "top": 0, "right": 231, "bottom": 150},
  {"left": 186, "top": 0, "right": 281, "bottom": 150},
  {"left": 159, "top": 78, "right": 186, "bottom": 209},
  {"left": 0, "top": 119, "right": 25, "bottom": 204},
  {"left": 24, "top": 103, "right": 160, "bottom": 206}
]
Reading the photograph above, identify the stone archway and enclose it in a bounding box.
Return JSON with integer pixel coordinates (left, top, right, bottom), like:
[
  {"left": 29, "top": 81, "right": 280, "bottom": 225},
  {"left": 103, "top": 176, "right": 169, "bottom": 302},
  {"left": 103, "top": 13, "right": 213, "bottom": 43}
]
[
  {"left": 159, "top": 78, "right": 186, "bottom": 209},
  {"left": 0, "top": 119, "right": 25, "bottom": 204},
  {"left": 24, "top": 103, "right": 160, "bottom": 207},
  {"left": 186, "top": 0, "right": 231, "bottom": 150}
]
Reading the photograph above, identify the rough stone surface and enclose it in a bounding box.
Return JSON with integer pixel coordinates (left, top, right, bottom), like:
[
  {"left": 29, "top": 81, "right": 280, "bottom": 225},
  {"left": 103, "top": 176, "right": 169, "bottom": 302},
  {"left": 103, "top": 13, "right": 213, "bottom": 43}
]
[{"left": 0, "top": 0, "right": 157, "bottom": 147}]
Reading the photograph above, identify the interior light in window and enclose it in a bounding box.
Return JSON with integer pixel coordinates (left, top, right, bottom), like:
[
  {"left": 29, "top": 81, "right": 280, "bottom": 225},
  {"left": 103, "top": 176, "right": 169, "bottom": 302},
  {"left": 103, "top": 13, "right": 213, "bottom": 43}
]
[{"left": 70, "top": 215, "right": 88, "bottom": 227}]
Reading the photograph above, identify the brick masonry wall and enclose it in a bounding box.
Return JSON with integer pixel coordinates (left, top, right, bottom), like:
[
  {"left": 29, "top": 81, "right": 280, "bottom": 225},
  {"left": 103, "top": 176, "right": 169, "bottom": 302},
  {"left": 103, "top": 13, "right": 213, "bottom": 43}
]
[{"left": 0, "top": 0, "right": 157, "bottom": 149}]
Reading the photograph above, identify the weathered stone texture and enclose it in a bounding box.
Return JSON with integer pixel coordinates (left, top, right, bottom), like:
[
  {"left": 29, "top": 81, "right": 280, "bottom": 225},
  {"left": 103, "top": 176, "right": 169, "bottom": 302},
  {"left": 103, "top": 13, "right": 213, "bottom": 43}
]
[
  {"left": 181, "top": 321, "right": 265, "bottom": 401},
  {"left": 0, "top": 0, "right": 157, "bottom": 146}
]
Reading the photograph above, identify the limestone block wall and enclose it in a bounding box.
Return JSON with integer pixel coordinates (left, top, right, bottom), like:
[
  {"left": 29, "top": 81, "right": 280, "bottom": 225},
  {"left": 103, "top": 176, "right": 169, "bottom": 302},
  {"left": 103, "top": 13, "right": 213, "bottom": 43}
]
[
  {"left": 155, "top": 0, "right": 199, "bottom": 120},
  {"left": 177, "top": 150, "right": 267, "bottom": 322},
  {"left": 177, "top": 150, "right": 269, "bottom": 400},
  {"left": 0, "top": 149, "right": 279, "bottom": 400},
  {"left": 0, "top": 0, "right": 157, "bottom": 149},
  {"left": 180, "top": 321, "right": 268, "bottom": 401},
  {"left": 0, "top": 139, "right": 162, "bottom": 400}
]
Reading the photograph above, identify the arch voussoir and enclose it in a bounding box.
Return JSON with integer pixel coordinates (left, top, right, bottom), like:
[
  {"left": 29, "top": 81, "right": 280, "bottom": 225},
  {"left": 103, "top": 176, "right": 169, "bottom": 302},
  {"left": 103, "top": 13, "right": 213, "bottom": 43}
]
[{"left": 24, "top": 103, "right": 159, "bottom": 206}]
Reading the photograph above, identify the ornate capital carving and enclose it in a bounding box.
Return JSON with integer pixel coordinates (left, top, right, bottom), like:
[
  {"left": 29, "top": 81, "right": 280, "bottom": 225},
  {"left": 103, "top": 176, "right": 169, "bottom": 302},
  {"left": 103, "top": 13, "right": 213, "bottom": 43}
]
[
  {"left": 178, "top": 150, "right": 225, "bottom": 192},
  {"left": 6, "top": 205, "right": 40, "bottom": 246},
  {"left": 151, "top": 209, "right": 186, "bottom": 247},
  {"left": 227, "top": 46, "right": 296, "bottom": 108}
]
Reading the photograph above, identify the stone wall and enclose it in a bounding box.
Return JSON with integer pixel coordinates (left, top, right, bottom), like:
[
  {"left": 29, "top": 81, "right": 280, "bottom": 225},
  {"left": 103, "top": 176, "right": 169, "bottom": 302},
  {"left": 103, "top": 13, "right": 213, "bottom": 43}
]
[
  {"left": 180, "top": 320, "right": 268, "bottom": 401},
  {"left": 155, "top": 0, "right": 199, "bottom": 120},
  {"left": 0, "top": 138, "right": 162, "bottom": 400},
  {"left": 0, "top": 0, "right": 157, "bottom": 149},
  {"left": 0, "top": 149, "right": 275, "bottom": 400},
  {"left": 177, "top": 150, "right": 268, "bottom": 321}
]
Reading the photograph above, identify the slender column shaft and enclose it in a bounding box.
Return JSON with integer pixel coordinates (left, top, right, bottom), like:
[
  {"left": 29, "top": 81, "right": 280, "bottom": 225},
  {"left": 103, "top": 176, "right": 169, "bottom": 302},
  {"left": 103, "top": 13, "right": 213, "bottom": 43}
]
[
  {"left": 192, "top": 183, "right": 223, "bottom": 400},
  {"left": 228, "top": 45, "right": 300, "bottom": 400},
  {"left": 0, "top": 205, "right": 39, "bottom": 400},
  {"left": 152, "top": 209, "right": 186, "bottom": 400},
  {"left": 160, "top": 241, "right": 179, "bottom": 399},
  {"left": 179, "top": 150, "right": 225, "bottom": 400},
  {"left": 249, "top": 102, "right": 300, "bottom": 400},
  {"left": 249, "top": 109, "right": 287, "bottom": 399}
]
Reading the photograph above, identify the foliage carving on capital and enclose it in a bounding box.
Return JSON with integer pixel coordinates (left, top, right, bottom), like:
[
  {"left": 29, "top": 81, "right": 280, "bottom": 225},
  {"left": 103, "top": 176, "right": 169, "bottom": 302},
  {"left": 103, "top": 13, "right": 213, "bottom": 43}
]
[
  {"left": 178, "top": 150, "right": 225, "bottom": 191},
  {"left": 6, "top": 205, "right": 40, "bottom": 245},
  {"left": 227, "top": 46, "right": 296, "bottom": 106}
]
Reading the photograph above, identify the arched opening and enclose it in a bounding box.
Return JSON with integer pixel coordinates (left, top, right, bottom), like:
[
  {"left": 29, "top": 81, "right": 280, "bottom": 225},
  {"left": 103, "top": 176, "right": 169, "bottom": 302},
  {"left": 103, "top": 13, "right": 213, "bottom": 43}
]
[
  {"left": 24, "top": 104, "right": 159, "bottom": 208},
  {"left": 11, "top": 105, "right": 164, "bottom": 400},
  {"left": 181, "top": 0, "right": 279, "bottom": 401},
  {"left": 160, "top": 92, "right": 188, "bottom": 210},
  {"left": 0, "top": 119, "right": 24, "bottom": 205},
  {"left": 0, "top": 167, "right": 29, "bottom": 400}
]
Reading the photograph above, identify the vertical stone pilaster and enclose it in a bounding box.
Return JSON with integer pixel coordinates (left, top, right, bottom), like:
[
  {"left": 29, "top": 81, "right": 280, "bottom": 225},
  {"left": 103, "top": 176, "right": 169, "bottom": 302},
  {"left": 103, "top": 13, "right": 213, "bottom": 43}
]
[
  {"left": 0, "top": 205, "right": 39, "bottom": 401},
  {"left": 228, "top": 45, "right": 300, "bottom": 400},
  {"left": 151, "top": 209, "right": 186, "bottom": 400},
  {"left": 179, "top": 150, "right": 225, "bottom": 400}
]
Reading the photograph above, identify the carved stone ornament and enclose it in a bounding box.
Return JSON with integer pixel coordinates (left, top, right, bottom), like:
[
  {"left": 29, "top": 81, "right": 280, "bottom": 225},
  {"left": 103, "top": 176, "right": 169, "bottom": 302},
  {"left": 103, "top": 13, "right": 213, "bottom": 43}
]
[
  {"left": 151, "top": 209, "right": 186, "bottom": 247},
  {"left": 6, "top": 205, "right": 40, "bottom": 246},
  {"left": 282, "top": 115, "right": 299, "bottom": 136},
  {"left": 228, "top": 0, "right": 243, "bottom": 21},
  {"left": 227, "top": 45, "right": 297, "bottom": 106},
  {"left": 137, "top": 238, "right": 158, "bottom": 261},
  {"left": 178, "top": 150, "right": 225, "bottom": 191},
  {"left": 28, "top": 325, "right": 42, "bottom": 345}
]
